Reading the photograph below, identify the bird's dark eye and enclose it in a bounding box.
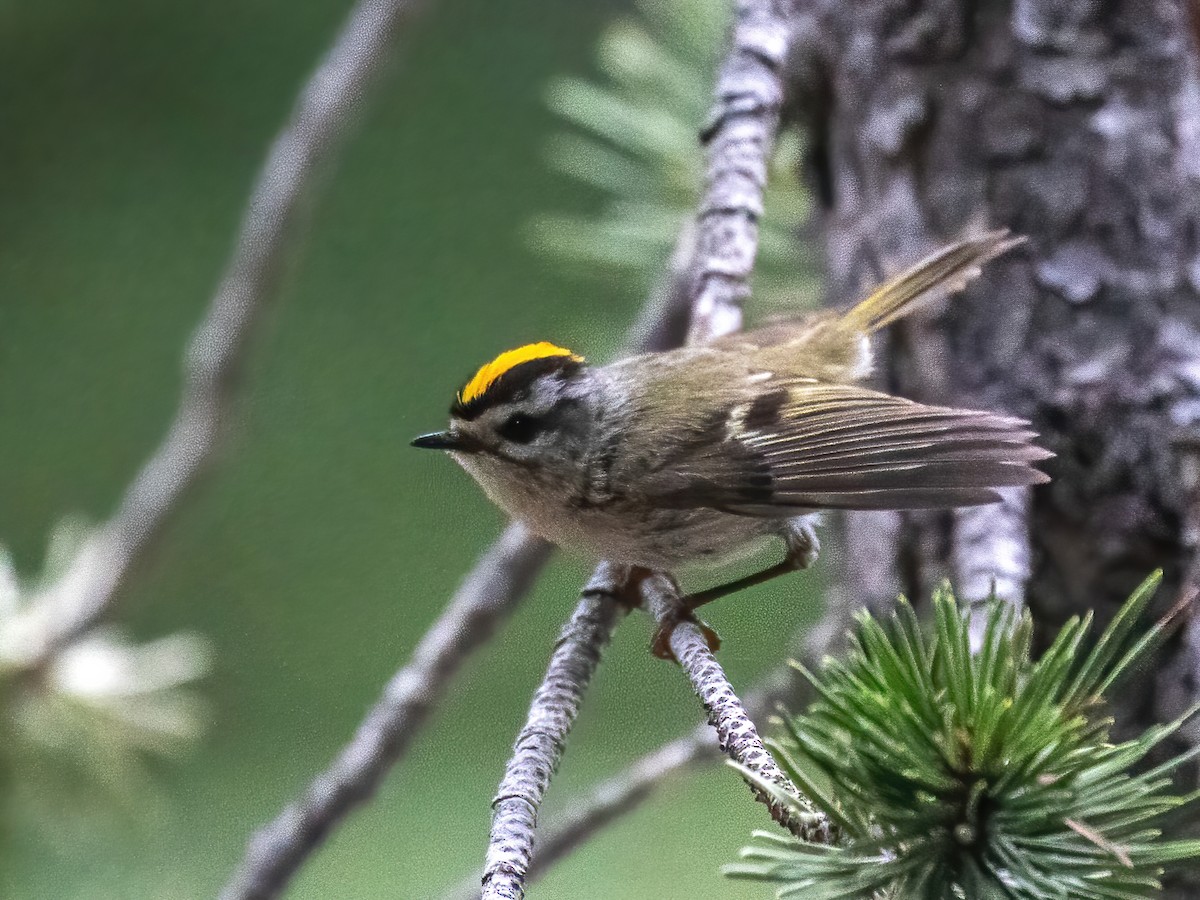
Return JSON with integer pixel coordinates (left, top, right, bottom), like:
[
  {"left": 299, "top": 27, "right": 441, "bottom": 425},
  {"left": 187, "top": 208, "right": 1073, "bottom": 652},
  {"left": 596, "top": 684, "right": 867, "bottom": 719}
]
[{"left": 499, "top": 413, "right": 543, "bottom": 444}]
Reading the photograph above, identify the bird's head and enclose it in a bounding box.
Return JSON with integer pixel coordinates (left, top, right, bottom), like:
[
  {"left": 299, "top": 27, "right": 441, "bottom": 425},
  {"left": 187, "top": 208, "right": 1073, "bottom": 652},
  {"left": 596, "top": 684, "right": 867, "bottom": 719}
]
[{"left": 412, "top": 342, "right": 598, "bottom": 499}]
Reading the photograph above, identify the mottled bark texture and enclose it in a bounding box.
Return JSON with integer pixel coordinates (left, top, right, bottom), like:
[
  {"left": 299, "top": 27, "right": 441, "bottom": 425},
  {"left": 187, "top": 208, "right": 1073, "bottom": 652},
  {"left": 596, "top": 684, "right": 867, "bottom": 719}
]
[
  {"left": 790, "top": 0, "right": 1200, "bottom": 734},
  {"left": 481, "top": 572, "right": 627, "bottom": 900},
  {"left": 477, "top": 3, "right": 800, "bottom": 897},
  {"left": 643, "top": 575, "right": 837, "bottom": 844}
]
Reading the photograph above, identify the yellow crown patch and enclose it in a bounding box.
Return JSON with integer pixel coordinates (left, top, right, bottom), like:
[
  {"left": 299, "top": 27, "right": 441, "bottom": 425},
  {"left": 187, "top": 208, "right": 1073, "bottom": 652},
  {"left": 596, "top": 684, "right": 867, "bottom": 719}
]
[{"left": 458, "top": 342, "right": 583, "bottom": 407}]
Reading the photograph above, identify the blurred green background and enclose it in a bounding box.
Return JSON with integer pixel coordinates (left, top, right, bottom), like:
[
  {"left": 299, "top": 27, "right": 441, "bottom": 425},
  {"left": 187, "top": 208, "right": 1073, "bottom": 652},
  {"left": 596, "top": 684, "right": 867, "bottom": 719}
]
[{"left": 0, "top": 0, "right": 822, "bottom": 896}]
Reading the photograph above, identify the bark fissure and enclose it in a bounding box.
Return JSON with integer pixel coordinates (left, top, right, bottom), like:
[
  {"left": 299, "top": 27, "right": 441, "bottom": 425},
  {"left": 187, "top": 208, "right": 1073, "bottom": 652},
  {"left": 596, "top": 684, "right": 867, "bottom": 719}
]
[{"left": 801, "top": 0, "right": 1200, "bottom": 758}]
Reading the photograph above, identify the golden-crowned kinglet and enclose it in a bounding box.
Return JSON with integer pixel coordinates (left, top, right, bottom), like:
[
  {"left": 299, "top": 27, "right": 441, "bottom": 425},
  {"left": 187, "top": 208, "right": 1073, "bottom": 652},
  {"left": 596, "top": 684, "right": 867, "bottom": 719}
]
[{"left": 413, "top": 232, "right": 1050, "bottom": 640}]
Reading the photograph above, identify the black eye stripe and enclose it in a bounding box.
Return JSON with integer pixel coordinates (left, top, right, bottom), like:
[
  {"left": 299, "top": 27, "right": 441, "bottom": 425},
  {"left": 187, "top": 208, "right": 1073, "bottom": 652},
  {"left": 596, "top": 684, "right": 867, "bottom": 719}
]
[{"left": 499, "top": 414, "right": 543, "bottom": 444}]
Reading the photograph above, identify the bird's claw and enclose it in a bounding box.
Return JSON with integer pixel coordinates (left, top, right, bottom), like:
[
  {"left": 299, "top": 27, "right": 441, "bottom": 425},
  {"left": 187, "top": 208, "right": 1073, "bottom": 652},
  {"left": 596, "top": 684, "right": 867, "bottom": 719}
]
[
  {"left": 650, "top": 612, "right": 722, "bottom": 662},
  {"left": 787, "top": 520, "right": 820, "bottom": 570}
]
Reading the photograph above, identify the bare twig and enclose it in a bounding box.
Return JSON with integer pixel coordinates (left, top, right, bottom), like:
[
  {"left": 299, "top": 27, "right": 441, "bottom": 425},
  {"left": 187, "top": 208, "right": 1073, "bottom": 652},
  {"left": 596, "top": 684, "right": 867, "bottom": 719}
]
[
  {"left": 516, "top": 596, "right": 859, "bottom": 891},
  {"left": 443, "top": 594, "right": 857, "bottom": 900},
  {"left": 476, "top": 2, "right": 795, "bottom": 896},
  {"left": 525, "top": 727, "right": 715, "bottom": 883},
  {"left": 480, "top": 566, "right": 629, "bottom": 900},
  {"left": 223, "top": 523, "right": 550, "bottom": 900},
  {"left": 21, "top": 0, "right": 425, "bottom": 668},
  {"left": 442, "top": 726, "right": 717, "bottom": 900},
  {"left": 954, "top": 487, "right": 1033, "bottom": 648},
  {"left": 686, "top": 0, "right": 790, "bottom": 343},
  {"left": 643, "top": 574, "right": 836, "bottom": 843}
]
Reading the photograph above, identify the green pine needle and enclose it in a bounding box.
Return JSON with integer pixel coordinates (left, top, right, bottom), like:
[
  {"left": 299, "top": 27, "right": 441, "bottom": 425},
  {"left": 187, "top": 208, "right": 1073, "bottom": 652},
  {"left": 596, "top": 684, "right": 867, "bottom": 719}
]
[
  {"left": 530, "top": 0, "right": 817, "bottom": 310},
  {"left": 727, "top": 572, "right": 1200, "bottom": 898}
]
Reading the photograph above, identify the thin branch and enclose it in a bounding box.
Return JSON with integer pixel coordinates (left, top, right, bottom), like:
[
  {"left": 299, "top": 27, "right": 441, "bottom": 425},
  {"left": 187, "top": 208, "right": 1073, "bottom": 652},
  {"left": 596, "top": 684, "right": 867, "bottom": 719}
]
[
  {"left": 525, "top": 727, "right": 714, "bottom": 882},
  {"left": 441, "top": 726, "right": 716, "bottom": 900},
  {"left": 480, "top": 565, "right": 629, "bottom": 900},
  {"left": 476, "top": 2, "right": 795, "bottom": 896},
  {"left": 686, "top": 0, "right": 790, "bottom": 343},
  {"left": 222, "top": 523, "right": 551, "bottom": 900},
  {"left": 515, "top": 597, "right": 857, "bottom": 891},
  {"left": 954, "top": 487, "right": 1033, "bottom": 648},
  {"left": 22, "top": 0, "right": 425, "bottom": 667},
  {"left": 444, "top": 581, "right": 861, "bottom": 900},
  {"left": 642, "top": 574, "right": 836, "bottom": 843}
]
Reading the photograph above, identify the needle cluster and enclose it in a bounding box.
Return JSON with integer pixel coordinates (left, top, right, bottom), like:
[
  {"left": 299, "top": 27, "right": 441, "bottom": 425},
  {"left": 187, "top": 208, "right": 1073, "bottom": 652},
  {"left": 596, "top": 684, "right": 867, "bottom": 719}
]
[{"left": 727, "top": 573, "right": 1200, "bottom": 899}]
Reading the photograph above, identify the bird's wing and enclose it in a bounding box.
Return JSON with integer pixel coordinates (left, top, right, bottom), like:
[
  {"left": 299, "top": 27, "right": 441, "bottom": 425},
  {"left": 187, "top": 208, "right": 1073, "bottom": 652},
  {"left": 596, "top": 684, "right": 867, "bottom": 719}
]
[{"left": 637, "top": 381, "right": 1051, "bottom": 515}]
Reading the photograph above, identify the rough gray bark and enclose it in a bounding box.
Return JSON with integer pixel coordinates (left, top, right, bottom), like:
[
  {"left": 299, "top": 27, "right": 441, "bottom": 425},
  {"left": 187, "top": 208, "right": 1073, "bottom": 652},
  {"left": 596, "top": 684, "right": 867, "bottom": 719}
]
[
  {"left": 480, "top": 570, "right": 627, "bottom": 900},
  {"left": 791, "top": 0, "right": 1200, "bottom": 736},
  {"left": 476, "top": 3, "right": 801, "bottom": 897},
  {"left": 642, "top": 575, "right": 837, "bottom": 844}
]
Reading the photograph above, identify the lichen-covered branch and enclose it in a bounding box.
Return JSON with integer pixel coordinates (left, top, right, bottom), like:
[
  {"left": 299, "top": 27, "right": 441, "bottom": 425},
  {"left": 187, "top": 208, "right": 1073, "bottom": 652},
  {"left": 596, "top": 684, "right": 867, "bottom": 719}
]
[
  {"left": 442, "top": 727, "right": 716, "bottom": 900},
  {"left": 475, "top": 3, "right": 796, "bottom": 895},
  {"left": 22, "top": 0, "right": 426, "bottom": 668},
  {"left": 686, "top": 0, "right": 790, "bottom": 342},
  {"left": 523, "top": 728, "right": 713, "bottom": 884},
  {"left": 480, "top": 567, "right": 629, "bottom": 900},
  {"left": 522, "top": 680, "right": 786, "bottom": 887},
  {"left": 642, "top": 574, "right": 836, "bottom": 844},
  {"left": 444, "top": 591, "right": 859, "bottom": 900},
  {"left": 516, "top": 590, "right": 860, "bottom": 888}
]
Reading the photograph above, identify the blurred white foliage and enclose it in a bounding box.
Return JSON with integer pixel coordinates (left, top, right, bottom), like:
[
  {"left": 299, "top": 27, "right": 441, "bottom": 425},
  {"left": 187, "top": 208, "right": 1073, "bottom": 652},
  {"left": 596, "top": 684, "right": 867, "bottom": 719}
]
[
  {"left": 0, "top": 517, "right": 212, "bottom": 803},
  {"left": 529, "top": 0, "right": 816, "bottom": 309}
]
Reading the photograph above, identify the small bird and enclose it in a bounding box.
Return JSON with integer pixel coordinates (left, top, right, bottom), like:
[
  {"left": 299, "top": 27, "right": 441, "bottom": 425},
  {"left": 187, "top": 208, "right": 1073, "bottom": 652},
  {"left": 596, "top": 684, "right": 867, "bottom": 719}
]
[{"left": 413, "top": 232, "right": 1050, "bottom": 652}]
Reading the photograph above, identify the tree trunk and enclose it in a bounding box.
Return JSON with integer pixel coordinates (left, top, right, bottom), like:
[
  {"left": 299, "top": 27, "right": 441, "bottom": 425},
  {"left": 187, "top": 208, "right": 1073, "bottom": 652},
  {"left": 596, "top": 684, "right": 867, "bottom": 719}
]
[{"left": 790, "top": 0, "right": 1200, "bottom": 751}]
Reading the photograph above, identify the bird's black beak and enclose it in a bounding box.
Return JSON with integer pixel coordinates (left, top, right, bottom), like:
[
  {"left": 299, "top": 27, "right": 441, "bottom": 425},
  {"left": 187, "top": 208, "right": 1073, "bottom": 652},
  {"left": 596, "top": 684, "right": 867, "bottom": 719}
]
[{"left": 411, "top": 431, "right": 464, "bottom": 451}]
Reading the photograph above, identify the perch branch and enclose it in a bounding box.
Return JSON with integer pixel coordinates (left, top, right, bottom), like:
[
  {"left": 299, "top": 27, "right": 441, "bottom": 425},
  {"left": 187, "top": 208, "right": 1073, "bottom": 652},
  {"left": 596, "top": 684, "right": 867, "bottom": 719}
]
[
  {"left": 510, "top": 591, "right": 857, "bottom": 891},
  {"left": 686, "top": 0, "right": 790, "bottom": 343},
  {"left": 477, "top": 1, "right": 795, "bottom": 896},
  {"left": 480, "top": 566, "right": 630, "bottom": 900},
  {"left": 443, "top": 602, "right": 853, "bottom": 900},
  {"left": 643, "top": 575, "right": 836, "bottom": 843},
  {"left": 442, "top": 727, "right": 717, "bottom": 900},
  {"left": 524, "top": 728, "right": 714, "bottom": 883},
  {"left": 445, "top": 582, "right": 860, "bottom": 899},
  {"left": 24, "top": 0, "right": 426, "bottom": 668},
  {"left": 954, "top": 487, "right": 1033, "bottom": 647}
]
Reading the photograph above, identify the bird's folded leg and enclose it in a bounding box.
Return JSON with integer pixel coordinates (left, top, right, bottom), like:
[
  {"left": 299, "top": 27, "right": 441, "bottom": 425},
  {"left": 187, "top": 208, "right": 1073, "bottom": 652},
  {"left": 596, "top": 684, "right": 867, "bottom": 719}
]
[
  {"left": 676, "top": 519, "right": 820, "bottom": 615},
  {"left": 645, "top": 574, "right": 722, "bottom": 662}
]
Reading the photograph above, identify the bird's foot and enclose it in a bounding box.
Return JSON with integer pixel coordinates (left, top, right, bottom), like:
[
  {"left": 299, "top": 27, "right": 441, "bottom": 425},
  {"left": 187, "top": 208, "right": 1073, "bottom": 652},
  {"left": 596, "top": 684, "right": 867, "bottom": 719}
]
[
  {"left": 650, "top": 611, "right": 722, "bottom": 662},
  {"left": 786, "top": 519, "right": 820, "bottom": 570}
]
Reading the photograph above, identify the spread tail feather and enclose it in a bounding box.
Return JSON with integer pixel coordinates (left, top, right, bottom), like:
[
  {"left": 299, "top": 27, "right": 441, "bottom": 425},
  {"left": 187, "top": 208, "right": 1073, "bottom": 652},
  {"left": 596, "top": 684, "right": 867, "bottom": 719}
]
[{"left": 840, "top": 230, "right": 1024, "bottom": 335}]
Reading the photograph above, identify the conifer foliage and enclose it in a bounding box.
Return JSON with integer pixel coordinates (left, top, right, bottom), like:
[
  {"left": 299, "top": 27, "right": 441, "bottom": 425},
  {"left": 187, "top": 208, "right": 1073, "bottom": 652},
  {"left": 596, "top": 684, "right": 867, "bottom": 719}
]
[{"left": 727, "top": 574, "right": 1200, "bottom": 899}]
